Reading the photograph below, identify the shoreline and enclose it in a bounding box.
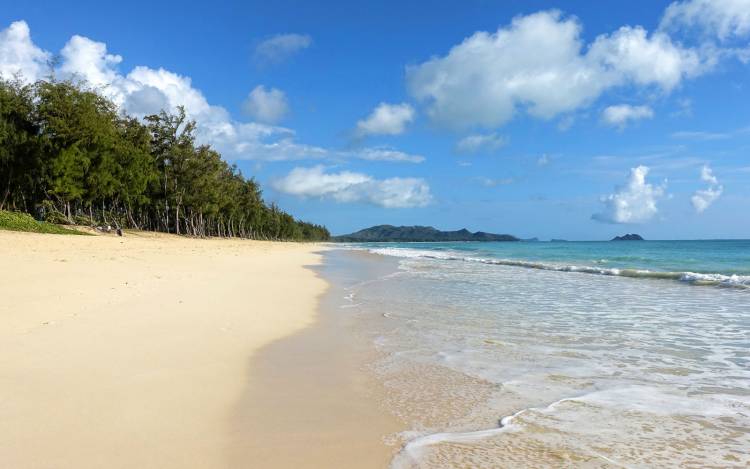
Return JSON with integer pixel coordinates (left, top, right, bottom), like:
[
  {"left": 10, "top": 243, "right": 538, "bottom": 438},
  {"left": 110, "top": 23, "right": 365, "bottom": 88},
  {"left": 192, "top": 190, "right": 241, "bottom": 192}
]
[
  {"left": 0, "top": 231, "right": 329, "bottom": 468},
  {"left": 228, "top": 247, "right": 403, "bottom": 467}
]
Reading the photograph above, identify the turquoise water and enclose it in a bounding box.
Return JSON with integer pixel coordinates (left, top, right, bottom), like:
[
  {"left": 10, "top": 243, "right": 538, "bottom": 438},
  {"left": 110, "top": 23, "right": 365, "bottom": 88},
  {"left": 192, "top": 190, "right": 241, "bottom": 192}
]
[
  {"left": 332, "top": 240, "right": 750, "bottom": 467},
  {"left": 351, "top": 239, "right": 750, "bottom": 288}
]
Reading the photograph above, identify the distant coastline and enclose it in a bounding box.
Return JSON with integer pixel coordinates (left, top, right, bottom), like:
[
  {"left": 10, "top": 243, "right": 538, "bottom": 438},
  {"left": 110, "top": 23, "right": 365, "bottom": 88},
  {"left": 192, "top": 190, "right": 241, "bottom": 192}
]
[{"left": 333, "top": 225, "right": 518, "bottom": 242}]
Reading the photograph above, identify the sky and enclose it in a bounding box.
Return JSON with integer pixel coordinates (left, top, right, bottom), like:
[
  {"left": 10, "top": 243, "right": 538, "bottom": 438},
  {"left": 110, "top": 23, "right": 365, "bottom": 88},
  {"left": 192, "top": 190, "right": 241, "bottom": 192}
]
[{"left": 1, "top": 0, "right": 749, "bottom": 240}]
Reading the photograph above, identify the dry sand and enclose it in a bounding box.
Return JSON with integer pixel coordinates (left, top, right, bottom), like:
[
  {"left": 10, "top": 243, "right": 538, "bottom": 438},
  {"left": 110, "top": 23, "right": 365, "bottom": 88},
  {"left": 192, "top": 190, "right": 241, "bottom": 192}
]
[{"left": 0, "top": 230, "right": 395, "bottom": 468}]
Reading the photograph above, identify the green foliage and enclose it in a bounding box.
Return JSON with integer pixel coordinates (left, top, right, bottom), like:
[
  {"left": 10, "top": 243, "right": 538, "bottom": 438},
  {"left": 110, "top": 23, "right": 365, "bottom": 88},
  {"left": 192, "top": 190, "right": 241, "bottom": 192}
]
[
  {"left": 73, "top": 214, "right": 94, "bottom": 226},
  {"left": 44, "top": 209, "right": 70, "bottom": 225},
  {"left": 0, "top": 210, "right": 86, "bottom": 235},
  {"left": 0, "top": 77, "right": 329, "bottom": 241}
]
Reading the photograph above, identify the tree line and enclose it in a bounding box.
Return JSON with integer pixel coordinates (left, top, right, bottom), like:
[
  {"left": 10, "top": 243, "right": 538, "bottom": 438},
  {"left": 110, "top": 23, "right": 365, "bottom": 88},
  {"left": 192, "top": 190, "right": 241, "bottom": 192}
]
[{"left": 0, "top": 77, "right": 329, "bottom": 241}]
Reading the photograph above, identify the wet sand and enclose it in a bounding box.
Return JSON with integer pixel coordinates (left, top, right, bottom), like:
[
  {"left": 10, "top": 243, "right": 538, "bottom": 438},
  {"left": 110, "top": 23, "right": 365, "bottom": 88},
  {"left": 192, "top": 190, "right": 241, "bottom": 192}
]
[{"left": 229, "top": 248, "right": 402, "bottom": 468}]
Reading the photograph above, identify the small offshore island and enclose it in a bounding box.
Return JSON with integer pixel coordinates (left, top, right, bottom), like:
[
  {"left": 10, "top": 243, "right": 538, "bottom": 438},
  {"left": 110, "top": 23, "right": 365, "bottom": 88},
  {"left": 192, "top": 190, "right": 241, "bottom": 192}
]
[{"left": 612, "top": 233, "right": 645, "bottom": 241}]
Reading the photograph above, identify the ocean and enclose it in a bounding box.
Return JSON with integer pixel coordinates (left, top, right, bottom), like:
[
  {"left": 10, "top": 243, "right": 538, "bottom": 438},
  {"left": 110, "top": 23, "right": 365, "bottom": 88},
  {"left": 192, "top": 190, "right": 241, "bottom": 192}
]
[{"left": 329, "top": 240, "right": 750, "bottom": 468}]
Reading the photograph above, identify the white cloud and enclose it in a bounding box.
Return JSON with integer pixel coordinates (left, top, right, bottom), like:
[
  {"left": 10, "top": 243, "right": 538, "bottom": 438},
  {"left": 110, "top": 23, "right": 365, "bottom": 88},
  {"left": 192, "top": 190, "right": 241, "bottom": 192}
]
[
  {"left": 124, "top": 85, "right": 170, "bottom": 115},
  {"left": 356, "top": 102, "right": 415, "bottom": 137},
  {"left": 593, "top": 166, "right": 666, "bottom": 223},
  {"left": 455, "top": 133, "right": 506, "bottom": 154},
  {"left": 671, "top": 130, "right": 731, "bottom": 140},
  {"left": 0, "top": 28, "right": 426, "bottom": 168},
  {"left": 671, "top": 97, "right": 693, "bottom": 116},
  {"left": 691, "top": 165, "right": 723, "bottom": 212},
  {"left": 700, "top": 164, "right": 719, "bottom": 184},
  {"left": 0, "top": 21, "right": 49, "bottom": 83},
  {"left": 692, "top": 186, "right": 723, "bottom": 212},
  {"left": 59, "top": 35, "right": 122, "bottom": 88},
  {"left": 242, "top": 85, "right": 289, "bottom": 124},
  {"left": 587, "top": 26, "right": 704, "bottom": 91},
  {"left": 537, "top": 154, "right": 551, "bottom": 166},
  {"left": 602, "top": 104, "right": 654, "bottom": 129},
  {"left": 661, "top": 0, "right": 750, "bottom": 41},
  {"left": 254, "top": 33, "right": 311, "bottom": 64},
  {"left": 272, "top": 166, "right": 432, "bottom": 208},
  {"left": 351, "top": 147, "right": 424, "bottom": 163},
  {"left": 0, "top": 22, "right": 325, "bottom": 162},
  {"left": 407, "top": 11, "right": 707, "bottom": 129},
  {"left": 477, "top": 176, "right": 514, "bottom": 187}
]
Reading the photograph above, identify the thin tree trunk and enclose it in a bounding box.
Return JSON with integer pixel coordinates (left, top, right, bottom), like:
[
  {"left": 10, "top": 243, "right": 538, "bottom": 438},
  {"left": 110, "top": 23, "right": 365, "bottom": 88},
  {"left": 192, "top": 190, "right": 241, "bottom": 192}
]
[{"left": 0, "top": 168, "right": 12, "bottom": 211}]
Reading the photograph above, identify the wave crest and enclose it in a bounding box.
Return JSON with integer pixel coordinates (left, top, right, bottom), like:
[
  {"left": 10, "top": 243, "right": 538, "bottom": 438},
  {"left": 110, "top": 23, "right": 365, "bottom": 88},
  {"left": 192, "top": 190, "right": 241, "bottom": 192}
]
[{"left": 361, "top": 247, "right": 750, "bottom": 289}]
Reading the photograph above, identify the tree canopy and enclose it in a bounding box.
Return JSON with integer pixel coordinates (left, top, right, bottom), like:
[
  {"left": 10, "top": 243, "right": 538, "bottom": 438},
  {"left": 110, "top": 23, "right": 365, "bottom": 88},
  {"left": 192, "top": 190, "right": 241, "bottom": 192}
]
[{"left": 0, "top": 77, "right": 329, "bottom": 241}]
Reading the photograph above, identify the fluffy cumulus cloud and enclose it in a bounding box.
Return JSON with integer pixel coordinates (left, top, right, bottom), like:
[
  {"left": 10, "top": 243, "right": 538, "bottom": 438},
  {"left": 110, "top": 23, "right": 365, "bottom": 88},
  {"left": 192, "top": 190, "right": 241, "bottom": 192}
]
[
  {"left": 59, "top": 35, "right": 123, "bottom": 88},
  {"left": 593, "top": 166, "right": 666, "bottom": 223},
  {"left": 0, "top": 21, "right": 328, "bottom": 162},
  {"left": 691, "top": 165, "right": 723, "bottom": 212},
  {"left": 272, "top": 166, "right": 432, "bottom": 208},
  {"left": 242, "top": 85, "right": 289, "bottom": 124},
  {"left": 254, "top": 33, "right": 312, "bottom": 64},
  {"left": 0, "top": 27, "right": 425, "bottom": 167},
  {"left": 602, "top": 104, "right": 654, "bottom": 129},
  {"left": 407, "top": 10, "right": 706, "bottom": 129},
  {"left": 0, "top": 21, "right": 49, "bottom": 82},
  {"left": 661, "top": 0, "right": 750, "bottom": 41},
  {"left": 455, "top": 133, "right": 506, "bottom": 154},
  {"left": 356, "top": 102, "right": 415, "bottom": 137}
]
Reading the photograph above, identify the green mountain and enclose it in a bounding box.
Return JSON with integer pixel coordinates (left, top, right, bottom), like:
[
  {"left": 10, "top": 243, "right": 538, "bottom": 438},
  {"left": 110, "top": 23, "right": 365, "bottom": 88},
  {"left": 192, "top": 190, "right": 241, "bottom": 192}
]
[
  {"left": 333, "top": 225, "right": 519, "bottom": 242},
  {"left": 611, "top": 233, "right": 644, "bottom": 241}
]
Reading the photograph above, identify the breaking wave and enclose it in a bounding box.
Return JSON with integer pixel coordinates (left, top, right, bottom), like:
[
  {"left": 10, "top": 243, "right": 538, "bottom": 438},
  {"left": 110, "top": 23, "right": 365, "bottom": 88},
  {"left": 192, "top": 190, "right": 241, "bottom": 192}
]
[{"left": 362, "top": 247, "right": 750, "bottom": 289}]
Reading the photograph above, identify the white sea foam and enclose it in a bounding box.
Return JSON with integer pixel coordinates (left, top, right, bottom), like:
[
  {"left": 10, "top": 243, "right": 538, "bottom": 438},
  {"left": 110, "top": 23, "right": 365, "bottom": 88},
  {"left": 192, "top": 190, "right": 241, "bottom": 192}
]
[
  {"left": 391, "top": 395, "right": 596, "bottom": 469},
  {"left": 361, "top": 247, "right": 750, "bottom": 289},
  {"left": 332, "top": 244, "right": 750, "bottom": 468},
  {"left": 573, "top": 385, "right": 750, "bottom": 416},
  {"left": 390, "top": 386, "right": 749, "bottom": 468}
]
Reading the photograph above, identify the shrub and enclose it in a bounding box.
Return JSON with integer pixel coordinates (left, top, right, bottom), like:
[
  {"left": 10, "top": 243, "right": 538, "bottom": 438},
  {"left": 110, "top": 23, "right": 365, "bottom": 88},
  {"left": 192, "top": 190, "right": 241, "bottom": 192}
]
[{"left": 0, "top": 210, "right": 87, "bottom": 235}]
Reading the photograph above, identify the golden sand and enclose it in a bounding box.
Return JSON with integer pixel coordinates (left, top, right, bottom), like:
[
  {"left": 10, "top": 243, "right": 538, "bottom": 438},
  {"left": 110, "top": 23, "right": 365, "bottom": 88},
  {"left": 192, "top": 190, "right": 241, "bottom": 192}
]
[{"left": 0, "top": 230, "right": 366, "bottom": 468}]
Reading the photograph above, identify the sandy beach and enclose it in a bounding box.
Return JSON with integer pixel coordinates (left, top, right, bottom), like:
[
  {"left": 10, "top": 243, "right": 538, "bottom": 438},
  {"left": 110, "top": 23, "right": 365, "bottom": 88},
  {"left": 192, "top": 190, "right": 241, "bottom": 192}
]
[{"left": 0, "top": 231, "right": 394, "bottom": 468}]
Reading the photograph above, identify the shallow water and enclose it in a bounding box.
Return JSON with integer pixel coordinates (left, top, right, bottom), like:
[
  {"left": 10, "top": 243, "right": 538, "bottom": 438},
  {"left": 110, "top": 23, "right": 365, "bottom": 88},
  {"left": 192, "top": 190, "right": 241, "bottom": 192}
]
[
  {"left": 360, "top": 239, "right": 750, "bottom": 289},
  {"left": 331, "top": 241, "right": 750, "bottom": 468}
]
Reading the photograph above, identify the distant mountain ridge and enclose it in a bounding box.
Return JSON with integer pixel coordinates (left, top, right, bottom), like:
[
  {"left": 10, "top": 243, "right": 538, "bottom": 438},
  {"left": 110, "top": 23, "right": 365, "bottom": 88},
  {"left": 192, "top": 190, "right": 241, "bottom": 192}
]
[{"left": 332, "top": 225, "right": 519, "bottom": 242}]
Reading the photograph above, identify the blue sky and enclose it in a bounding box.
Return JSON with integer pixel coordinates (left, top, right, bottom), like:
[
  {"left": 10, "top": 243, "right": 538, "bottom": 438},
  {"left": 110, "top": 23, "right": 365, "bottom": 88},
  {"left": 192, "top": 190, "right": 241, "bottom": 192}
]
[{"left": 1, "top": 0, "right": 749, "bottom": 239}]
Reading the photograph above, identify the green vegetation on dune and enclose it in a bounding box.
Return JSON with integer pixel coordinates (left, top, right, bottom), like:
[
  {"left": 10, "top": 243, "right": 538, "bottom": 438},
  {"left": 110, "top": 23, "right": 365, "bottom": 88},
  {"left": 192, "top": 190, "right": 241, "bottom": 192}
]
[
  {"left": 0, "top": 76, "right": 329, "bottom": 241},
  {"left": 0, "top": 210, "right": 86, "bottom": 235}
]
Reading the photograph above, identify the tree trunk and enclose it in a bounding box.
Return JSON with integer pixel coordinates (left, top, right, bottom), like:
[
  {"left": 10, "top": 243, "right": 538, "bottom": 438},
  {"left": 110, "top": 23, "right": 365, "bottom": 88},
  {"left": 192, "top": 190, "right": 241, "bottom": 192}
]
[
  {"left": 175, "top": 204, "right": 180, "bottom": 235},
  {"left": 0, "top": 167, "right": 12, "bottom": 211}
]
